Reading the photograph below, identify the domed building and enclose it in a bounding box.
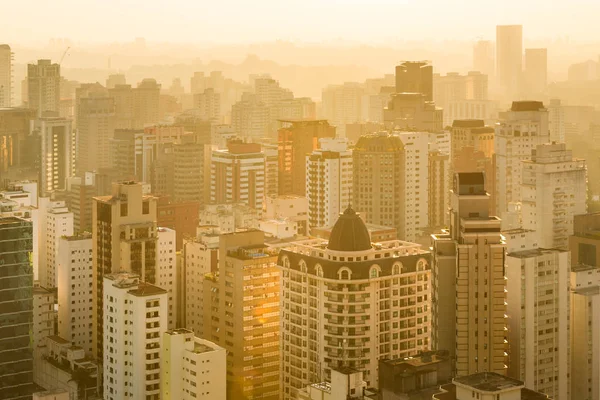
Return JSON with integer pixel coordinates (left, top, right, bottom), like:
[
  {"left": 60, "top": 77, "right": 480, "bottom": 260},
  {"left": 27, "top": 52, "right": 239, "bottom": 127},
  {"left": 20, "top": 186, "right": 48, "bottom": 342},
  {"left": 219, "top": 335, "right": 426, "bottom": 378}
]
[{"left": 278, "top": 207, "right": 432, "bottom": 399}]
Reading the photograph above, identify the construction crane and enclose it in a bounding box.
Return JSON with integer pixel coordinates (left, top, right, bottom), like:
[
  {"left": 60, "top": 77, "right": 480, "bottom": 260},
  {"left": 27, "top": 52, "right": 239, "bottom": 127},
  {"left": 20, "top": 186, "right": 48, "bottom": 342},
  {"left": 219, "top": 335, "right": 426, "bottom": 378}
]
[{"left": 59, "top": 46, "right": 71, "bottom": 65}]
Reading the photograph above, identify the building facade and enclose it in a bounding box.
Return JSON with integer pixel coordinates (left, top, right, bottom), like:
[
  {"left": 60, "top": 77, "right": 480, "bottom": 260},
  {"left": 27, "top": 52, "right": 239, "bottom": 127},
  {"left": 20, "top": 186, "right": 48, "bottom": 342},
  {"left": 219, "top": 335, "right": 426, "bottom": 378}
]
[{"left": 279, "top": 208, "right": 432, "bottom": 399}]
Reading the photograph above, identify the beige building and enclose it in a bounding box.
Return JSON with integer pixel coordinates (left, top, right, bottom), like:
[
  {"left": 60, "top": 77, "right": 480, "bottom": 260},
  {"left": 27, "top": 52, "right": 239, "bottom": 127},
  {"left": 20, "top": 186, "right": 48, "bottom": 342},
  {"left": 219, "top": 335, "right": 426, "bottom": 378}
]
[
  {"left": 496, "top": 25, "right": 523, "bottom": 100},
  {"left": 505, "top": 229, "right": 570, "bottom": 399},
  {"left": 92, "top": 181, "right": 158, "bottom": 360},
  {"left": 569, "top": 213, "right": 600, "bottom": 400},
  {"left": 161, "top": 329, "right": 226, "bottom": 400},
  {"left": 202, "top": 230, "right": 280, "bottom": 399},
  {"left": 495, "top": 101, "right": 550, "bottom": 216},
  {"left": 103, "top": 273, "right": 168, "bottom": 400},
  {"left": 75, "top": 87, "right": 116, "bottom": 174},
  {"left": 383, "top": 93, "right": 443, "bottom": 132},
  {"left": 210, "top": 141, "right": 265, "bottom": 209},
  {"left": 28, "top": 59, "right": 60, "bottom": 117},
  {"left": 33, "top": 286, "right": 55, "bottom": 350},
  {"left": 0, "top": 44, "right": 12, "bottom": 107},
  {"left": 432, "top": 172, "right": 507, "bottom": 377},
  {"left": 521, "top": 142, "right": 587, "bottom": 249},
  {"left": 57, "top": 233, "right": 93, "bottom": 354},
  {"left": 306, "top": 137, "right": 353, "bottom": 230},
  {"left": 279, "top": 207, "right": 432, "bottom": 399},
  {"left": 34, "top": 116, "right": 74, "bottom": 195}
]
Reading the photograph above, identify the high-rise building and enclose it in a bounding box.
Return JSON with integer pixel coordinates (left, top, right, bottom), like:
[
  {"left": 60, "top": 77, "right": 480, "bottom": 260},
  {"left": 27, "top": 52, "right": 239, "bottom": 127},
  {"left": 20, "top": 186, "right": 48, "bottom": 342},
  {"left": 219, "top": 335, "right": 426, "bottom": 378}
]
[
  {"left": 505, "top": 229, "right": 570, "bottom": 399},
  {"left": 428, "top": 149, "right": 450, "bottom": 231},
  {"left": 395, "top": 61, "right": 433, "bottom": 101},
  {"left": 0, "top": 44, "right": 13, "bottom": 107},
  {"left": 473, "top": 40, "right": 495, "bottom": 77},
  {"left": 102, "top": 273, "right": 167, "bottom": 400},
  {"left": 182, "top": 227, "right": 219, "bottom": 336},
  {"left": 161, "top": 329, "right": 226, "bottom": 400},
  {"left": 202, "top": 230, "right": 280, "bottom": 399},
  {"left": 495, "top": 101, "right": 550, "bottom": 216},
  {"left": 105, "top": 74, "right": 126, "bottom": 89},
  {"left": 548, "top": 98, "right": 565, "bottom": 143},
  {"left": 156, "top": 227, "right": 178, "bottom": 329},
  {"left": 524, "top": 48, "right": 548, "bottom": 95},
  {"left": 570, "top": 213, "right": 600, "bottom": 400},
  {"left": 33, "top": 117, "right": 74, "bottom": 195},
  {"left": 306, "top": 137, "right": 353, "bottom": 230},
  {"left": 38, "top": 198, "right": 74, "bottom": 289},
  {"left": 383, "top": 93, "right": 443, "bottom": 132},
  {"left": 133, "top": 78, "right": 161, "bottom": 128},
  {"left": 57, "top": 233, "right": 93, "bottom": 354},
  {"left": 433, "top": 72, "right": 489, "bottom": 127},
  {"left": 278, "top": 207, "right": 432, "bottom": 398},
  {"left": 156, "top": 196, "right": 200, "bottom": 250},
  {"left": 353, "top": 132, "right": 429, "bottom": 242},
  {"left": 210, "top": 141, "right": 265, "bottom": 209},
  {"left": 27, "top": 59, "right": 61, "bottom": 117},
  {"left": 278, "top": 119, "right": 336, "bottom": 196},
  {"left": 496, "top": 25, "right": 523, "bottom": 99},
  {"left": 0, "top": 216, "right": 35, "bottom": 400},
  {"left": 432, "top": 172, "right": 507, "bottom": 377},
  {"left": 321, "top": 83, "right": 365, "bottom": 137},
  {"left": 521, "top": 142, "right": 587, "bottom": 249},
  {"left": 193, "top": 88, "right": 221, "bottom": 122},
  {"left": 92, "top": 181, "right": 158, "bottom": 360},
  {"left": 32, "top": 286, "right": 54, "bottom": 350},
  {"left": 75, "top": 88, "right": 116, "bottom": 175},
  {"left": 231, "top": 93, "right": 270, "bottom": 139},
  {"left": 0, "top": 108, "right": 36, "bottom": 180},
  {"left": 109, "top": 129, "right": 156, "bottom": 182}
]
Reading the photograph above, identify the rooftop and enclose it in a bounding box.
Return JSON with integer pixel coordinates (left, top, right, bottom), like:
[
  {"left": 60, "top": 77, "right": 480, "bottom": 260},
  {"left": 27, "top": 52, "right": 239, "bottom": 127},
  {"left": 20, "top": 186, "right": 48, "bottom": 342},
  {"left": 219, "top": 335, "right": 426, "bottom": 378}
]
[
  {"left": 511, "top": 100, "right": 545, "bottom": 112},
  {"left": 128, "top": 282, "right": 167, "bottom": 297},
  {"left": 508, "top": 247, "right": 567, "bottom": 258},
  {"left": 454, "top": 372, "right": 523, "bottom": 392},
  {"left": 452, "top": 119, "right": 485, "bottom": 128},
  {"left": 327, "top": 207, "right": 373, "bottom": 252}
]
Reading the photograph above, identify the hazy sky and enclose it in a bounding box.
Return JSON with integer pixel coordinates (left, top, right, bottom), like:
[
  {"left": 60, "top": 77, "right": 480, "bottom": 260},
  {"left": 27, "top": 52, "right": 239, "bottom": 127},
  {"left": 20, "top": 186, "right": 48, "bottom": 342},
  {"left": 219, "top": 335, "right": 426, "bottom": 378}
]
[{"left": 3, "top": 0, "right": 600, "bottom": 44}]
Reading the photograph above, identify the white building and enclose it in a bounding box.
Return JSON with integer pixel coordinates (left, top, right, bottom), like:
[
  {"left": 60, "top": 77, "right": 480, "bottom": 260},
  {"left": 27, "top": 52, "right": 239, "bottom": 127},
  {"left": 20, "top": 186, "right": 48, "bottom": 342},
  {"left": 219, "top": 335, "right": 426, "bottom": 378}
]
[
  {"left": 161, "top": 329, "right": 226, "bottom": 400},
  {"left": 322, "top": 83, "right": 365, "bottom": 137},
  {"left": 34, "top": 117, "right": 74, "bottom": 195},
  {"left": 393, "top": 131, "right": 430, "bottom": 242},
  {"left": 199, "top": 203, "right": 260, "bottom": 233},
  {"left": 157, "top": 227, "right": 178, "bottom": 329},
  {"left": 33, "top": 286, "right": 55, "bottom": 350},
  {"left": 182, "top": 227, "right": 220, "bottom": 337},
  {"left": 210, "top": 141, "right": 265, "bottom": 210},
  {"left": 103, "top": 273, "right": 168, "bottom": 400},
  {"left": 306, "top": 137, "right": 353, "bottom": 230},
  {"left": 521, "top": 142, "right": 587, "bottom": 249},
  {"left": 505, "top": 229, "right": 570, "bottom": 400},
  {"left": 39, "top": 198, "right": 74, "bottom": 288},
  {"left": 495, "top": 101, "right": 550, "bottom": 216},
  {"left": 298, "top": 368, "right": 370, "bottom": 400},
  {"left": 57, "top": 233, "right": 93, "bottom": 354}
]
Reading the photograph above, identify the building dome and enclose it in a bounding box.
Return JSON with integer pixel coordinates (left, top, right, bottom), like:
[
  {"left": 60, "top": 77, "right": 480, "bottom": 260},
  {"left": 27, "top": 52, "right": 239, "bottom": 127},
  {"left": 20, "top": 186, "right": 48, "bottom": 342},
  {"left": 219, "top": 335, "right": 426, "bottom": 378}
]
[{"left": 327, "top": 207, "right": 372, "bottom": 252}]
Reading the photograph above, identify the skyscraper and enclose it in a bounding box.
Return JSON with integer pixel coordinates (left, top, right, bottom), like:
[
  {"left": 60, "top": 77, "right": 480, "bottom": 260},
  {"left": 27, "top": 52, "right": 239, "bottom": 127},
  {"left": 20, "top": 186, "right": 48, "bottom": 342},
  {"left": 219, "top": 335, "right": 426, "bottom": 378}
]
[
  {"left": 496, "top": 25, "right": 523, "bottom": 99},
  {"left": 57, "top": 233, "right": 93, "bottom": 354},
  {"left": 0, "top": 216, "right": 35, "bottom": 400},
  {"left": 38, "top": 199, "right": 73, "bottom": 289},
  {"left": 505, "top": 229, "right": 570, "bottom": 399},
  {"left": 306, "top": 137, "right": 353, "bottom": 230},
  {"left": 524, "top": 48, "right": 548, "bottom": 95},
  {"left": 210, "top": 141, "right": 265, "bottom": 209},
  {"left": 75, "top": 87, "right": 116, "bottom": 175},
  {"left": 278, "top": 119, "right": 336, "bottom": 196},
  {"left": 202, "top": 230, "right": 280, "bottom": 399},
  {"left": 570, "top": 213, "right": 600, "bottom": 400},
  {"left": 432, "top": 172, "right": 507, "bottom": 377},
  {"left": 473, "top": 40, "right": 494, "bottom": 77},
  {"left": 521, "top": 142, "right": 587, "bottom": 249},
  {"left": 0, "top": 44, "right": 12, "bottom": 107},
  {"left": 495, "top": 101, "right": 550, "bottom": 217},
  {"left": 33, "top": 117, "right": 74, "bottom": 195},
  {"left": 27, "top": 59, "right": 61, "bottom": 117},
  {"left": 92, "top": 181, "right": 158, "bottom": 360},
  {"left": 102, "top": 273, "right": 167, "bottom": 400},
  {"left": 395, "top": 61, "right": 433, "bottom": 101},
  {"left": 279, "top": 207, "right": 432, "bottom": 398}
]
